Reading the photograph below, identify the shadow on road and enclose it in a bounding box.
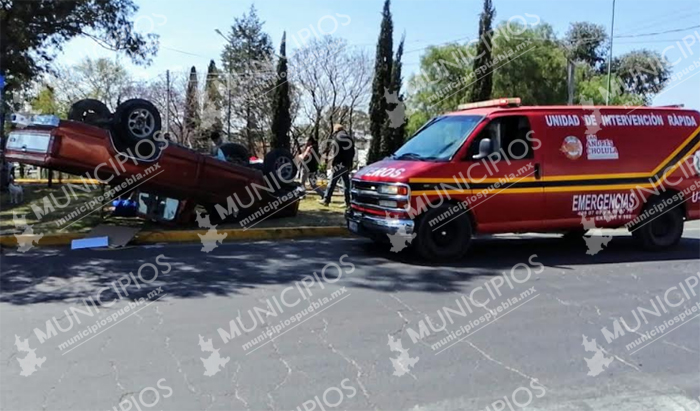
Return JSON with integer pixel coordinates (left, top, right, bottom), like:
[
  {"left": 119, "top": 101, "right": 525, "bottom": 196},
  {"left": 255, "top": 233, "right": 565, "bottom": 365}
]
[{"left": 0, "top": 235, "right": 697, "bottom": 305}]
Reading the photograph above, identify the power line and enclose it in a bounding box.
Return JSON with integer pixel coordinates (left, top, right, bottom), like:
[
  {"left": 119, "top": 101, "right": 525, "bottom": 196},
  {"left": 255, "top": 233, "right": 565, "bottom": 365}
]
[{"left": 616, "top": 24, "right": 700, "bottom": 38}]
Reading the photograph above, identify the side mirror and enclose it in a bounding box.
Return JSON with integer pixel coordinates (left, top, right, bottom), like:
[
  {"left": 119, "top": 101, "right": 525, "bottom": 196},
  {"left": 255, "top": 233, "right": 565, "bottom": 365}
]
[{"left": 472, "top": 138, "right": 492, "bottom": 160}]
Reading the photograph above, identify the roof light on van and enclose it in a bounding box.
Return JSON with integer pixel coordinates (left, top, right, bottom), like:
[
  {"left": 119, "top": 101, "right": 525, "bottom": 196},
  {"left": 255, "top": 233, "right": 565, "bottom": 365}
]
[{"left": 457, "top": 97, "right": 521, "bottom": 110}]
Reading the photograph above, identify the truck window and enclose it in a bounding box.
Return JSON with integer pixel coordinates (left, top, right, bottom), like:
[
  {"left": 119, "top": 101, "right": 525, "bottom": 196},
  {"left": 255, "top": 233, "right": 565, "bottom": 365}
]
[{"left": 467, "top": 116, "right": 534, "bottom": 161}]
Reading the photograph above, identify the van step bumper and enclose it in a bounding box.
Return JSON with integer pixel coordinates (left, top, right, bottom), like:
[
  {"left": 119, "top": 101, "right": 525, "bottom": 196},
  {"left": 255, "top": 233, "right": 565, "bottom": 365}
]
[{"left": 345, "top": 209, "right": 415, "bottom": 239}]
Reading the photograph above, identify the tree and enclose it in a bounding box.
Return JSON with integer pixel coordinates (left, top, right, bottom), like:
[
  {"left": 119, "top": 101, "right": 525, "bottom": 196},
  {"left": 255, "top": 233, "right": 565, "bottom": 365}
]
[
  {"left": 468, "top": 0, "right": 495, "bottom": 102},
  {"left": 202, "top": 60, "right": 223, "bottom": 140},
  {"left": 0, "top": 0, "right": 158, "bottom": 148},
  {"left": 220, "top": 4, "right": 275, "bottom": 155},
  {"left": 564, "top": 22, "right": 608, "bottom": 70},
  {"left": 367, "top": 0, "right": 394, "bottom": 164},
  {"left": 31, "top": 85, "right": 64, "bottom": 117},
  {"left": 270, "top": 32, "right": 291, "bottom": 151},
  {"left": 50, "top": 57, "right": 139, "bottom": 111},
  {"left": 184, "top": 66, "right": 201, "bottom": 149},
  {"left": 608, "top": 50, "right": 671, "bottom": 104},
  {"left": 381, "top": 34, "right": 406, "bottom": 157}
]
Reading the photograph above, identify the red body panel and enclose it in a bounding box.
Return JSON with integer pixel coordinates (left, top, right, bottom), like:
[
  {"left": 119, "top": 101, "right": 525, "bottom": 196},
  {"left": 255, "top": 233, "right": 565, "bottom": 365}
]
[{"left": 5, "top": 120, "right": 265, "bottom": 206}]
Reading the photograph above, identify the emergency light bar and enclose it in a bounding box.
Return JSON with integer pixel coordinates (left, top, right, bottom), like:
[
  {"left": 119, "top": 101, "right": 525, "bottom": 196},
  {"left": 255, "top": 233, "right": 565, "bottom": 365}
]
[{"left": 457, "top": 97, "right": 521, "bottom": 110}]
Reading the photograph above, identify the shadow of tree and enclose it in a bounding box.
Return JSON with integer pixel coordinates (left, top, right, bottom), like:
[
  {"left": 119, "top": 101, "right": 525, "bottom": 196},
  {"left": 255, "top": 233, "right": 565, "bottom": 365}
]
[{"left": 1, "top": 235, "right": 698, "bottom": 306}]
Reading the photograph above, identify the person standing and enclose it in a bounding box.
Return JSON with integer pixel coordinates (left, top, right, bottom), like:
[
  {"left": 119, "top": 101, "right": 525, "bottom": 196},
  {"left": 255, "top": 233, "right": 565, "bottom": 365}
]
[{"left": 320, "top": 124, "right": 354, "bottom": 207}]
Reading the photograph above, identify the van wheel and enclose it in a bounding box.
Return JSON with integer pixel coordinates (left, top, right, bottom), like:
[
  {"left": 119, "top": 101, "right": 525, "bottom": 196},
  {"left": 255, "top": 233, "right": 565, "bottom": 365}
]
[
  {"left": 632, "top": 197, "right": 684, "bottom": 251},
  {"left": 414, "top": 206, "right": 473, "bottom": 261},
  {"left": 562, "top": 229, "right": 588, "bottom": 242}
]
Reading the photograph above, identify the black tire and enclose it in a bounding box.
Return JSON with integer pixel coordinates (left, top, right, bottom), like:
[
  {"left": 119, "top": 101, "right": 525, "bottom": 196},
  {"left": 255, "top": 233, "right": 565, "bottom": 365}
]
[
  {"left": 562, "top": 228, "right": 588, "bottom": 242},
  {"left": 219, "top": 143, "right": 250, "bottom": 165},
  {"left": 631, "top": 197, "right": 684, "bottom": 251},
  {"left": 113, "top": 99, "right": 162, "bottom": 146},
  {"left": 68, "top": 99, "right": 111, "bottom": 126},
  {"left": 263, "top": 148, "right": 298, "bottom": 185},
  {"left": 414, "top": 206, "right": 473, "bottom": 261}
]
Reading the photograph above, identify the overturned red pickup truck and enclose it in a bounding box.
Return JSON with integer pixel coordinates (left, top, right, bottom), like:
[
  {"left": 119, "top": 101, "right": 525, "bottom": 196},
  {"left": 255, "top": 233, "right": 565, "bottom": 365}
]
[{"left": 5, "top": 99, "right": 301, "bottom": 224}]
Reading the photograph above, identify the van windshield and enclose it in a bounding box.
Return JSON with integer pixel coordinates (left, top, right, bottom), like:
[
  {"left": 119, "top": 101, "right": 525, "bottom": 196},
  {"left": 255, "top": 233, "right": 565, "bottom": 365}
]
[{"left": 392, "top": 115, "right": 483, "bottom": 161}]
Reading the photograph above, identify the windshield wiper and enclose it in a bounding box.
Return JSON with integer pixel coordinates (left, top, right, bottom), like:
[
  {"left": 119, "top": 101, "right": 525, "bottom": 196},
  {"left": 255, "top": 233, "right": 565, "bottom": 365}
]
[{"left": 391, "top": 153, "right": 440, "bottom": 161}]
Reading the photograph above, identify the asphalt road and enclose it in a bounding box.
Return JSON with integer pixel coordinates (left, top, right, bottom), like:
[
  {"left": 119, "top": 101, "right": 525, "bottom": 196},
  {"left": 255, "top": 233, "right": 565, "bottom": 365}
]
[{"left": 1, "top": 223, "right": 699, "bottom": 411}]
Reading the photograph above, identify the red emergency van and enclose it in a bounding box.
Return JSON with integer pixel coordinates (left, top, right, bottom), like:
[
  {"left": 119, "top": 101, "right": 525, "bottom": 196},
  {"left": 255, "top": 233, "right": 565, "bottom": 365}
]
[{"left": 346, "top": 98, "right": 700, "bottom": 260}]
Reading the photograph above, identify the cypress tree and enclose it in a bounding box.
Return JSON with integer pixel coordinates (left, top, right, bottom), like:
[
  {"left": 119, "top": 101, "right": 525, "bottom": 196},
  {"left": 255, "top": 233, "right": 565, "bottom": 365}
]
[
  {"left": 366, "top": 0, "right": 393, "bottom": 164},
  {"left": 381, "top": 34, "right": 406, "bottom": 157},
  {"left": 203, "top": 60, "right": 223, "bottom": 137},
  {"left": 469, "top": 0, "right": 495, "bottom": 102},
  {"left": 270, "top": 31, "right": 291, "bottom": 151},
  {"left": 184, "top": 66, "right": 200, "bottom": 147}
]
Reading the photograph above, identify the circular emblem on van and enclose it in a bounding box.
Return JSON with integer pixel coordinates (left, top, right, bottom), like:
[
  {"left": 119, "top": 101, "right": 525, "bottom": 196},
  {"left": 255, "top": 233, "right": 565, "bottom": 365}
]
[
  {"left": 693, "top": 150, "right": 700, "bottom": 174},
  {"left": 561, "top": 136, "right": 583, "bottom": 160}
]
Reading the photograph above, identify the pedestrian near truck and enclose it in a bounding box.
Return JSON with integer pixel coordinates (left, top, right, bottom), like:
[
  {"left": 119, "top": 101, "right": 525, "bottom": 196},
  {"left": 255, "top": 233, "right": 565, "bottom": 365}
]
[{"left": 319, "top": 124, "right": 355, "bottom": 207}]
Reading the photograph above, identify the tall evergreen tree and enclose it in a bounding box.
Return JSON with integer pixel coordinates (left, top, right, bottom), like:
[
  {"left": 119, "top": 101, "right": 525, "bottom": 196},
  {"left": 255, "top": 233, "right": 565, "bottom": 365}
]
[
  {"left": 270, "top": 32, "right": 291, "bottom": 151},
  {"left": 366, "top": 0, "right": 394, "bottom": 164},
  {"left": 202, "top": 60, "right": 223, "bottom": 138},
  {"left": 469, "top": 0, "right": 495, "bottom": 102},
  {"left": 184, "top": 66, "right": 200, "bottom": 148},
  {"left": 221, "top": 4, "right": 274, "bottom": 154},
  {"left": 380, "top": 34, "right": 406, "bottom": 157}
]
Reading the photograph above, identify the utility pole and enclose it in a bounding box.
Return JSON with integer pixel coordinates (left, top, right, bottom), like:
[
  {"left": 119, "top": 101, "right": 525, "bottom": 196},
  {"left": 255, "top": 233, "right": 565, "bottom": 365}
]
[
  {"left": 605, "top": 0, "right": 616, "bottom": 105},
  {"left": 165, "top": 70, "right": 170, "bottom": 134},
  {"left": 567, "top": 60, "right": 575, "bottom": 105}
]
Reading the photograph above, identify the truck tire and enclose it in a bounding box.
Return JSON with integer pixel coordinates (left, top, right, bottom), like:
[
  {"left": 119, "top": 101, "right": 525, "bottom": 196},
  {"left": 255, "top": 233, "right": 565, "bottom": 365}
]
[
  {"left": 414, "top": 206, "right": 473, "bottom": 261},
  {"left": 264, "top": 148, "right": 297, "bottom": 186},
  {"left": 113, "top": 99, "right": 162, "bottom": 146},
  {"left": 219, "top": 143, "right": 250, "bottom": 165},
  {"left": 632, "top": 197, "right": 684, "bottom": 251},
  {"left": 68, "top": 99, "right": 112, "bottom": 126}
]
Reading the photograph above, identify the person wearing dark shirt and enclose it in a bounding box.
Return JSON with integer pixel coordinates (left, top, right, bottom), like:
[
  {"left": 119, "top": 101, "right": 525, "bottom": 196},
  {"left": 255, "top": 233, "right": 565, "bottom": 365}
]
[{"left": 320, "top": 124, "right": 355, "bottom": 207}]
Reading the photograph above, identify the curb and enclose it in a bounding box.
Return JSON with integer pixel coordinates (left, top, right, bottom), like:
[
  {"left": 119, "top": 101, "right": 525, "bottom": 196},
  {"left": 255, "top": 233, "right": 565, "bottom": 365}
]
[
  {"left": 0, "top": 226, "right": 350, "bottom": 249},
  {"left": 14, "top": 179, "right": 103, "bottom": 185}
]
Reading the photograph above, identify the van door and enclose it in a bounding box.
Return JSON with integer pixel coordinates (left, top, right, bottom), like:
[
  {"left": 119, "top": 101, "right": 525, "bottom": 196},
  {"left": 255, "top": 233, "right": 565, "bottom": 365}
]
[{"left": 459, "top": 115, "right": 544, "bottom": 232}]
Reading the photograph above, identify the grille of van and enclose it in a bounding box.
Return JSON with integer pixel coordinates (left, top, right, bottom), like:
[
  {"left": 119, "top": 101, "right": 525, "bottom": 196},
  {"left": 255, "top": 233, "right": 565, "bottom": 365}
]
[{"left": 350, "top": 179, "right": 410, "bottom": 213}]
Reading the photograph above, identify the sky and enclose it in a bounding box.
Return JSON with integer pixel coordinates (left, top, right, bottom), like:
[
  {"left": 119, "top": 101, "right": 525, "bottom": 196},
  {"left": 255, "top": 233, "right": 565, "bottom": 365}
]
[{"left": 57, "top": 0, "right": 700, "bottom": 110}]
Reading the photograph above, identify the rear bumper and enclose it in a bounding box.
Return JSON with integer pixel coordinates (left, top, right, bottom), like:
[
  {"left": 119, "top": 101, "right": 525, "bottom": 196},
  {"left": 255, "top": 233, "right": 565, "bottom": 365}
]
[{"left": 345, "top": 208, "right": 415, "bottom": 239}]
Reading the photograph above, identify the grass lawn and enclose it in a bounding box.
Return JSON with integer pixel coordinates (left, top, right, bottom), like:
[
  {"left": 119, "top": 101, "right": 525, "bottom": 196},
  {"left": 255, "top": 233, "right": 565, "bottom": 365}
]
[{"left": 0, "top": 184, "right": 347, "bottom": 235}]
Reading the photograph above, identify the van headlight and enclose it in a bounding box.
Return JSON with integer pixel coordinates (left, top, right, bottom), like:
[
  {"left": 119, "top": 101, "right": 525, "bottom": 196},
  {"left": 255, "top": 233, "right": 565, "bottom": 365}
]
[{"left": 377, "top": 185, "right": 408, "bottom": 195}]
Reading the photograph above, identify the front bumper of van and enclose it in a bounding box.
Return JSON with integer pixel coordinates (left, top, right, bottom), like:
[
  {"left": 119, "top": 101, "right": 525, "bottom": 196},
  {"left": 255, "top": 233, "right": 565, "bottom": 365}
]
[{"left": 345, "top": 208, "right": 414, "bottom": 239}]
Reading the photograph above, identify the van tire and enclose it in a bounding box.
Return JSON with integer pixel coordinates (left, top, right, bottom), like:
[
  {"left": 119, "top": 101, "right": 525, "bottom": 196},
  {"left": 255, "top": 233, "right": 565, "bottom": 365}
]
[
  {"left": 414, "top": 206, "right": 473, "bottom": 261},
  {"left": 632, "top": 197, "right": 684, "bottom": 251},
  {"left": 264, "top": 148, "right": 297, "bottom": 186}
]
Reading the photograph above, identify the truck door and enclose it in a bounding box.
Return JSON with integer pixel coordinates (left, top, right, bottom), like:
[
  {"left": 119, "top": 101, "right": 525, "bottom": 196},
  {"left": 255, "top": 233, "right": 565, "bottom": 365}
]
[{"left": 459, "top": 115, "right": 544, "bottom": 232}]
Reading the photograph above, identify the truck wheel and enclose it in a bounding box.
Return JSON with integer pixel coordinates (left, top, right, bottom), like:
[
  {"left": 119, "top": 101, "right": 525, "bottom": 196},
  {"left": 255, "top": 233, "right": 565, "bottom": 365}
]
[
  {"left": 264, "top": 148, "right": 297, "bottom": 185},
  {"left": 562, "top": 229, "right": 588, "bottom": 242},
  {"left": 68, "top": 99, "right": 111, "bottom": 126},
  {"left": 632, "top": 197, "right": 684, "bottom": 250},
  {"left": 113, "top": 99, "right": 162, "bottom": 146},
  {"left": 414, "top": 206, "right": 473, "bottom": 261},
  {"left": 219, "top": 143, "right": 250, "bottom": 165}
]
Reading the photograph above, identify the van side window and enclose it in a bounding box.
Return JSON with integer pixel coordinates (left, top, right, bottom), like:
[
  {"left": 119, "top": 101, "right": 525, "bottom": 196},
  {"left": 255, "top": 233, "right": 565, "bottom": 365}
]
[{"left": 467, "top": 116, "right": 534, "bottom": 161}]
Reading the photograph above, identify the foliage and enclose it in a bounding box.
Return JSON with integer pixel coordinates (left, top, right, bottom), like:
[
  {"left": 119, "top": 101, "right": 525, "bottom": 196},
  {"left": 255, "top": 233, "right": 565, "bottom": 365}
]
[
  {"left": 201, "top": 60, "right": 223, "bottom": 139},
  {"left": 50, "top": 57, "right": 140, "bottom": 111},
  {"left": 367, "top": 0, "right": 394, "bottom": 164},
  {"left": 270, "top": 32, "right": 291, "bottom": 151},
  {"left": 380, "top": 34, "right": 406, "bottom": 157},
  {"left": 606, "top": 50, "right": 671, "bottom": 104},
  {"left": 564, "top": 22, "right": 608, "bottom": 69},
  {"left": 184, "top": 66, "right": 201, "bottom": 149},
  {"left": 468, "top": 0, "right": 495, "bottom": 102},
  {"left": 30, "top": 86, "right": 65, "bottom": 118},
  {"left": 220, "top": 4, "right": 275, "bottom": 154},
  {"left": 0, "top": 0, "right": 158, "bottom": 114}
]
